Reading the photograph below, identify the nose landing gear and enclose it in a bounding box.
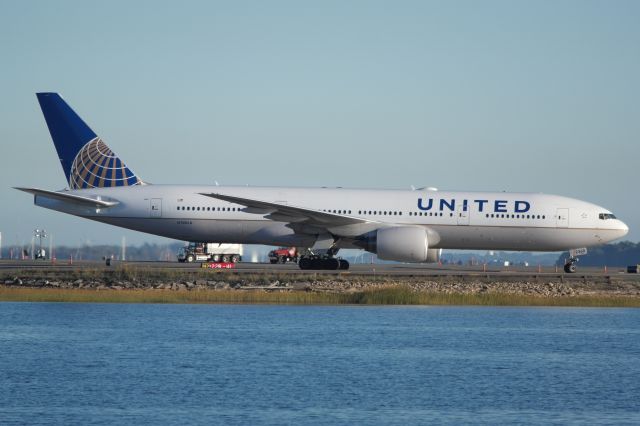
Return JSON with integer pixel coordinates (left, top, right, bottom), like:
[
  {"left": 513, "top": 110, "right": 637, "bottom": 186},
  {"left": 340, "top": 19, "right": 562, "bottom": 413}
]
[
  {"left": 563, "top": 248, "right": 587, "bottom": 273},
  {"left": 564, "top": 257, "right": 578, "bottom": 273}
]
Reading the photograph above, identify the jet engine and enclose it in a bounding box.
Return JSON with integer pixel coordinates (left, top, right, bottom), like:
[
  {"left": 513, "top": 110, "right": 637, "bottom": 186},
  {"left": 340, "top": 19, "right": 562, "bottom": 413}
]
[
  {"left": 356, "top": 226, "right": 431, "bottom": 263},
  {"left": 426, "top": 248, "right": 442, "bottom": 263}
]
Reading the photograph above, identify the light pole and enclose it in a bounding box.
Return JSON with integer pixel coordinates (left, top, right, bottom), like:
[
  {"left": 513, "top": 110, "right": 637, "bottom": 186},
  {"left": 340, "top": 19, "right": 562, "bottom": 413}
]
[{"left": 34, "top": 229, "right": 47, "bottom": 260}]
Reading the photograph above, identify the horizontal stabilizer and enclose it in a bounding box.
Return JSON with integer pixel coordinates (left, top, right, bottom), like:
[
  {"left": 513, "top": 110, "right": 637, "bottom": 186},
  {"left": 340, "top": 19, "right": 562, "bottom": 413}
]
[{"left": 14, "top": 187, "right": 119, "bottom": 208}]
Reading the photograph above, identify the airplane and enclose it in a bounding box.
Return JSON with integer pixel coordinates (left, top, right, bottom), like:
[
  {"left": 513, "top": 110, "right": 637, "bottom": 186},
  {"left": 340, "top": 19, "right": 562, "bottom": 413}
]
[{"left": 16, "top": 93, "right": 629, "bottom": 272}]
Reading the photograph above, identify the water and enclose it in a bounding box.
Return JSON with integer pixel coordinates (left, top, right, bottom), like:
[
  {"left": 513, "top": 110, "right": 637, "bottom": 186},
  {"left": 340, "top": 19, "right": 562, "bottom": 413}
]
[{"left": 0, "top": 303, "right": 639, "bottom": 425}]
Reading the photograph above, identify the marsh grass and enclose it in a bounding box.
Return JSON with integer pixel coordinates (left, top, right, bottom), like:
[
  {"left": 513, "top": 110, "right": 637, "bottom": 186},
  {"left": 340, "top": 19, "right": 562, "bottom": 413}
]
[
  {"left": 1, "top": 285, "right": 638, "bottom": 307},
  {"left": 0, "top": 266, "right": 372, "bottom": 285}
]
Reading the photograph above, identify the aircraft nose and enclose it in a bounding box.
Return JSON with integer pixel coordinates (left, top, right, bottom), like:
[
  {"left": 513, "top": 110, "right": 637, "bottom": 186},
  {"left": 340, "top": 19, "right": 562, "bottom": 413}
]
[
  {"left": 619, "top": 220, "right": 629, "bottom": 235},
  {"left": 612, "top": 219, "right": 629, "bottom": 238}
]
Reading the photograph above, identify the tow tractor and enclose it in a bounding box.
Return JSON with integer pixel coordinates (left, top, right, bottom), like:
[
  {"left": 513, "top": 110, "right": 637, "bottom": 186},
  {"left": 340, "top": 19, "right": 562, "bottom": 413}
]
[{"left": 268, "top": 247, "right": 300, "bottom": 264}]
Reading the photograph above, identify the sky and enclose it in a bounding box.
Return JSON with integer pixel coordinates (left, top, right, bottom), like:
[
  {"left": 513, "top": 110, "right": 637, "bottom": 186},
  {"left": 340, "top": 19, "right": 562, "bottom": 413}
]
[{"left": 0, "top": 0, "right": 638, "bottom": 247}]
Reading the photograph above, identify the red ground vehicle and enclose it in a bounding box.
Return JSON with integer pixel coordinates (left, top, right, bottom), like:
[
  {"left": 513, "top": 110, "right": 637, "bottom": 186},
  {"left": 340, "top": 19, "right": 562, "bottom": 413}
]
[{"left": 268, "top": 247, "right": 299, "bottom": 264}]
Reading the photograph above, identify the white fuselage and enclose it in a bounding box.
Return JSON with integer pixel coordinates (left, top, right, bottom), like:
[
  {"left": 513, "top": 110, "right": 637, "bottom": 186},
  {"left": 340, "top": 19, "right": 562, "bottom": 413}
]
[{"left": 34, "top": 185, "right": 629, "bottom": 252}]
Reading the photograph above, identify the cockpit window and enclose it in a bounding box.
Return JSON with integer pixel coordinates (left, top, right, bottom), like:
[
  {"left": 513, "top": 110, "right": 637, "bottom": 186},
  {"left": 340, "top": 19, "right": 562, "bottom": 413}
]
[{"left": 599, "top": 213, "right": 617, "bottom": 220}]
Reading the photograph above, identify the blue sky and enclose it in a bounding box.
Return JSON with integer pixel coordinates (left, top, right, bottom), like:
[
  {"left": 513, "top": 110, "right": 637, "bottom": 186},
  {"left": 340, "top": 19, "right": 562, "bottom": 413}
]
[{"left": 1, "top": 0, "right": 638, "bottom": 246}]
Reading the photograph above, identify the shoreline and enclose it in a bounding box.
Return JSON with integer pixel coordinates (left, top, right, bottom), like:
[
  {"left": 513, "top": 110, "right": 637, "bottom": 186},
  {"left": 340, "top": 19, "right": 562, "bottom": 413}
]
[
  {"left": 1, "top": 287, "right": 639, "bottom": 308},
  {"left": 2, "top": 267, "right": 639, "bottom": 307},
  {"left": 1, "top": 287, "right": 639, "bottom": 307}
]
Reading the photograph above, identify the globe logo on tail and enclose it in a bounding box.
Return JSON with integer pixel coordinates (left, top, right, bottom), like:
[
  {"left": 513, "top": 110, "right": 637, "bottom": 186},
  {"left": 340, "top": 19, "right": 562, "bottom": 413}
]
[{"left": 69, "top": 137, "right": 142, "bottom": 189}]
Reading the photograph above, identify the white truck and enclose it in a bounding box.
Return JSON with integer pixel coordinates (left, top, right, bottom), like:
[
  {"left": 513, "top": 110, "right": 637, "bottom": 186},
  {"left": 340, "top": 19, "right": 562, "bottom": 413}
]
[{"left": 177, "top": 242, "right": 243, "bottom": 263}]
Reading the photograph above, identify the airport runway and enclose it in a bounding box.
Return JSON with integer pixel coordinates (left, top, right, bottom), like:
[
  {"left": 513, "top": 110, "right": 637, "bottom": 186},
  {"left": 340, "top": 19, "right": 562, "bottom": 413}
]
[{"left": 1, "top": 259, "right": 637, "bottom": 281}]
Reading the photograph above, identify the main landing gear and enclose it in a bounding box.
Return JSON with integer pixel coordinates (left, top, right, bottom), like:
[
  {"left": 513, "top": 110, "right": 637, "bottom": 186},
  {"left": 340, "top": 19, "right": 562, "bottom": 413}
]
[
  {"left": 298, "top": 256, "right": 349, "bottom": 271},
  {"left": 299, "top": 235, "right": 349, "bottom": 270}
]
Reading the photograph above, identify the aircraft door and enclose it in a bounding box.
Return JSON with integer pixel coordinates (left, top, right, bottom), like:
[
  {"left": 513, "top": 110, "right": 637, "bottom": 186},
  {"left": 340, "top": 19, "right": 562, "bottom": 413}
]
[
  {"left": 556, "top": 208, "right": 569, "bottom": 228},
  {"left": 150, "top": 198, "right": 162, "bottom": 218}
]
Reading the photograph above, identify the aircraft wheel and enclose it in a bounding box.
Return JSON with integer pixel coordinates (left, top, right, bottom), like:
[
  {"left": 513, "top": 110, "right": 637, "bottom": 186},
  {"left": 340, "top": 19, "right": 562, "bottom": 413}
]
[
  {"left": 231, "top": 255, "right": 240, "bottom": 263},
  {"left": 299, "top": 257, "right": 312, "bottom": 270},
  {"left": 186, "top": 254, "right": 195, "bottom": 263},
  {"left": 323, "top": 258, "right": 340, "bottom": 270},
  {"left": 564, "top": 263, "right": 577, "bottom": 273},
  {"left": 339, "top": 259, "right": 350, "bottom": 270},
  {"left": 221, "top": 255, "right": 230, "bottom": 263}
]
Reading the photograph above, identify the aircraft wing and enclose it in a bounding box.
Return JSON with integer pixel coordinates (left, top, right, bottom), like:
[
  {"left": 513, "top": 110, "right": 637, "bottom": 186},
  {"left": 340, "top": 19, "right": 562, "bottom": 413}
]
[
  {"left": 14, "top": 187, "right": 120, "bottom": 208},
  {"left": 199, "top": 192, "right": 375, "bottom": 227}
]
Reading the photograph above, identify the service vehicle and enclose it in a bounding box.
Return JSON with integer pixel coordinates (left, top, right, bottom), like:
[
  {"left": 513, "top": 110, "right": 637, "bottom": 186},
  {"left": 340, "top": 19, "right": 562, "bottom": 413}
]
[
  {"left": 268, "top": 247, "right": 299, "bottom": 264},
  {"left": 178, "top": 242, "right": 242, "bottom": 263}
]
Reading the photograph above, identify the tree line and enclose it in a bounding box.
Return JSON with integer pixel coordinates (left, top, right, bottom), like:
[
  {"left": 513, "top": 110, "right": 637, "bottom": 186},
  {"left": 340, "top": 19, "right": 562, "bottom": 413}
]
[
  {"left": 1, "top": 242, "right": 184, "bottom": 261},
  {"left": 557, "top": 241, "right": 640, "bottom": 267}
]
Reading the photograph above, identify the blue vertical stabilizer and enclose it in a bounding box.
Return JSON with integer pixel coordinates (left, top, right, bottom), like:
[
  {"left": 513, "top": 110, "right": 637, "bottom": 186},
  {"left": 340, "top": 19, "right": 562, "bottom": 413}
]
[{"left": 36, "top": 93, "right": 143, "bottom": 189}]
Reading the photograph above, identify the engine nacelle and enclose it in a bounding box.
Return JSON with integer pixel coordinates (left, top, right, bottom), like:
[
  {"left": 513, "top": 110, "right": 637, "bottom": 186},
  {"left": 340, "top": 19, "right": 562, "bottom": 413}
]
[
  {"left": 356, "top": 226, "right": 429, "bottom": 263},
  {"left": 426, "top": 248, "right": 442, "bottom": 263}
]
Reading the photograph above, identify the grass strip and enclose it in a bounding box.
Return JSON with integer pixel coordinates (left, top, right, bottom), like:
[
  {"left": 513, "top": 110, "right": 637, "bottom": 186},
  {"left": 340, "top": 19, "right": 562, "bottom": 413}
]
[{"left": 1, "top": 286, "right": 639, "bottom": 307}]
